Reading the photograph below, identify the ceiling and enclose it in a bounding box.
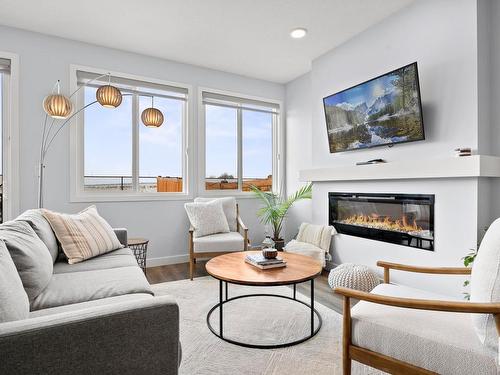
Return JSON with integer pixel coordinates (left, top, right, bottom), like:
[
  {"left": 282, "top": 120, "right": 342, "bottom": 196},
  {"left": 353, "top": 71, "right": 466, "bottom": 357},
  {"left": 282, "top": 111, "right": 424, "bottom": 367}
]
[{"left": 0, "top": 0, "right": 414, "bottom": 83}]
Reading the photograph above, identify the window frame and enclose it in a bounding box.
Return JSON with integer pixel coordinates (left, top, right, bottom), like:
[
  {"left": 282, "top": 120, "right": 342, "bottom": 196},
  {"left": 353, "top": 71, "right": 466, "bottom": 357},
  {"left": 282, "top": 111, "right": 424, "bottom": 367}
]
[
  {"left": 69, "top": 65, "right": 193, "bottom": 202},
  {"left": 198, "top": 87, "right": 283, "bottom": 198},
  {"left": 0, "top": 52, "right": 20, "bottom": 220}
]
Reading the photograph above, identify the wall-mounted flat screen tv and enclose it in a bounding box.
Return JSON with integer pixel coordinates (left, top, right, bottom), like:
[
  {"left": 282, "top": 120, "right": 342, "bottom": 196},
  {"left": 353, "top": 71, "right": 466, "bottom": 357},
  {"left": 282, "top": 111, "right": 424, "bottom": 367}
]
[{"left": 323, "top": 62, "right": 425, "bottom": 153}]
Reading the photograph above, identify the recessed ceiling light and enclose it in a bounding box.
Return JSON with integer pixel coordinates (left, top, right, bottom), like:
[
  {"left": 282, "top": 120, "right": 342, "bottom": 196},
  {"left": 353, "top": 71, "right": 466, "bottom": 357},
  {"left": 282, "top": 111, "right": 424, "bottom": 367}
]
[{"left": 290, "top": 28, "right": 307, "bottom": 39}]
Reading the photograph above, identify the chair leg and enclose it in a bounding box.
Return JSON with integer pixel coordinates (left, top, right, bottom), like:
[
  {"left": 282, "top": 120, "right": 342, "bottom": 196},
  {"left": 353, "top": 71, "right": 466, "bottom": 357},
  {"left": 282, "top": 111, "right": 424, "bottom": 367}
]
[
  {"left": 189, "top": 256, "right": 194, "bottom": 280},
  {"left": 193, "top": 258, "right": 197, "bottom": 264},
  {"left": 343, "top": 296, "right": 352, "bottom": 375}
]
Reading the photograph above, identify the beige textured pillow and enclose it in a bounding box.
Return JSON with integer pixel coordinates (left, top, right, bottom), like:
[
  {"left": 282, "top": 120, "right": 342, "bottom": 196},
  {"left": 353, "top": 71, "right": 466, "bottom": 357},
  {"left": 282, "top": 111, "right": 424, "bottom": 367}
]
[
  {"left": 42, "top": 206, "right": 123, "bottom": 264},
  {"left": 184, "top": 200, "right": 230, "bottom": 238}
]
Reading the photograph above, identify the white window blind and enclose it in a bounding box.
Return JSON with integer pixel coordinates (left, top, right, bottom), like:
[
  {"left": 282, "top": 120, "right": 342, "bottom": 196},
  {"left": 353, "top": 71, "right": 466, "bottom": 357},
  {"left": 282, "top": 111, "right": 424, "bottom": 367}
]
[
  {"left": 76, "top": 70, "right": 188, "bottom": 100},
  {"left": 202, "top": 91, "right": 279, "bottom": 114}
]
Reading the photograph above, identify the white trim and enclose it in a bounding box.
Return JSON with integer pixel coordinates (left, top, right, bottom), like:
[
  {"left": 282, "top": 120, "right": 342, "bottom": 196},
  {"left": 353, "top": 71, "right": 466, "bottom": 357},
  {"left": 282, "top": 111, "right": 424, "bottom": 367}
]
[
  {"left": 69, "top": 64, "right": 194, "bottom": 202},
  {"left": 0, "top": 51, "right": 19, "bottom": 220},
  {"left": 147, "top": 254, "right": 189, "bottom": 267},
  {"left": 197, "top": 86, "right": 283, "bottom": 197}
]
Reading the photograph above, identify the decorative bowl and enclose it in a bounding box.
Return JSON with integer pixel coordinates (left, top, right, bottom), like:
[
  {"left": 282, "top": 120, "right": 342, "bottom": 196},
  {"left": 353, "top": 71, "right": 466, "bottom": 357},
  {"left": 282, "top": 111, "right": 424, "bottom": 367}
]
[{"left": 262, "top": 248, "right": 278, "bottom": 259}]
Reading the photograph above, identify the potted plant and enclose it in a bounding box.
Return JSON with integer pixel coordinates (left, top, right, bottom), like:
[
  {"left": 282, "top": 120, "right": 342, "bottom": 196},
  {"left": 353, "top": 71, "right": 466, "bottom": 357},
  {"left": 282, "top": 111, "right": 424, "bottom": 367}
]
[{"left": 251, "top": 183, "right": 312, "bottom": 250}]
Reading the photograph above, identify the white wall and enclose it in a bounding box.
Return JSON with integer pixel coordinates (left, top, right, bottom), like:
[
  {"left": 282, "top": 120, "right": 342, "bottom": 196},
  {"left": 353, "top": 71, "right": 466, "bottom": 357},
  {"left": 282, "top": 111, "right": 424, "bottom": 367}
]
[
  {"left": 0, "top": 25, "right": 285, "bottom": 265},
  {"left": 284, "top": 72, "right": 312, "bottom": 241},
  {"left": 285, "top": 0, "right": 487, "bottom": 297}
]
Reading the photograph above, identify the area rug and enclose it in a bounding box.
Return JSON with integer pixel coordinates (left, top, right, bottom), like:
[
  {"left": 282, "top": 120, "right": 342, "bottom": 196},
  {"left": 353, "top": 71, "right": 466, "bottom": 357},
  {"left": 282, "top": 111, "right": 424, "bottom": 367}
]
[{"left": 152, "top": 277, "right": 380, "bottom": 375}]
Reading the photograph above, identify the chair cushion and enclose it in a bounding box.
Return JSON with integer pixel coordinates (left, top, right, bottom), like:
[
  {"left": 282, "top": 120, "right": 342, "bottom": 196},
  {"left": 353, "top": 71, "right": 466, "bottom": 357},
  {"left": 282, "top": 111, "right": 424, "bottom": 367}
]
[
  {"left": 296, "top": 223, "right": 334, "bottom": 251},
  {"left": 16, "top": 209, "right": 59, "bottom": 263},
  {"left": 185, "top": 200, "right": 230, "bottom": 238},
  {"left": 352, "top": 284, "right": 498, "bottom": 374},
  {"left": 0, "top": 240, "right": 29, "bottom": 322},
  {"left": 470, "top": 217, "right": 500, "bottom": 355},
  {"left": 53, "top": 248, "right": 138, "bottom": 274},
  {"left": 42, "top": 205, "right": 124, "bottom": 264},
  {"left": 193, "top": 232, "right": 244, "bottom": 253},
  {"left": 194, "top": 197, "right": 237, "bottom": 232},
  {"left": 31, "top": 266, "right": 153, "bottom": 310},
  {"left": 284, "top": 239, "right": 325, "bottom": 266},
  {"left": 0, "top": 221, "right": 53, "bottom": 302}
]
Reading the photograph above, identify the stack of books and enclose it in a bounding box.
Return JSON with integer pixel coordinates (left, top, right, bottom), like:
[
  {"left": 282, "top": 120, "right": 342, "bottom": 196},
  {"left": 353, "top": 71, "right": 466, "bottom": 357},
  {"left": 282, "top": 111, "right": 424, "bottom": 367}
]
[{"left": 245, "top": 253, "right": 286, "bottom": 269}]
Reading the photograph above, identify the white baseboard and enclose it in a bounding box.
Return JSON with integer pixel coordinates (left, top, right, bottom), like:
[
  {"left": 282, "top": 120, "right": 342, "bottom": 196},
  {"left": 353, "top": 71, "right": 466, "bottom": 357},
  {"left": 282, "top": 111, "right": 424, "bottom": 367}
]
[{"left": 147, "top": 254, "right": 189, "bottom": 267}]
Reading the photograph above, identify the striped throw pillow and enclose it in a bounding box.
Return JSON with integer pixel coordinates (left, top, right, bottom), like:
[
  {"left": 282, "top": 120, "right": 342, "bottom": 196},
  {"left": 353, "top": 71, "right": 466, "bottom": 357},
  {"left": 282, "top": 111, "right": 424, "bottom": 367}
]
[{"left": 42, "top": 206, "right": 123, "bottom": 264}]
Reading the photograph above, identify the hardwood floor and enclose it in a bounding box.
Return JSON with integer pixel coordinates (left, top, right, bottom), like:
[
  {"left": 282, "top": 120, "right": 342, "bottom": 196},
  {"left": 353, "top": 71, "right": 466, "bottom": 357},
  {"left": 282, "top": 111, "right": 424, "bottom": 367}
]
[{"left": 146, "top": 260, "right": 347, "bottom": 314}]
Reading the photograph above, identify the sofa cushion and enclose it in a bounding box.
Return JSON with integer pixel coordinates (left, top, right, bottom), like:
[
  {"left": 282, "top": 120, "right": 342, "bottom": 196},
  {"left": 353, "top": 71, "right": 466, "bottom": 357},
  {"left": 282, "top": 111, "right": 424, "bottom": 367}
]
[
  {"left": 16, "top": 209, "right": 59, "bottom": 263},
  {"left": 42, "top": 205, "right": 124, "bottom": 264},
  {"left": 352, "top": 283, "right": 497, "bottom": 374},
  {"left": 193, "top": 232, "right": 244, "bottom": 253},
  {"left": 31, "top": 266, "right": 153, "bottom": 310},
  {"left": 29, "top": 293, "right": 153, "bottom": 318},
  {"left": 284, "top": 239, "right": 325, "bottom": 267},
  {"left": 53, "top": 248, "right": 138, "bottom": 274},
  {"left": 0, "top": 240, "right": 30, "bottom": 322},
  {"left": 185, "top": 200, "right": 230, "bottom": 238},
  {"left": 194, "top": 197, "right": 237, "bottom": 232},
  {"left": 470, "top": 217, "right": 500, "bottom": 356},
  {"left": 0, "top": 221, "right": 53, "bottom": 302}
]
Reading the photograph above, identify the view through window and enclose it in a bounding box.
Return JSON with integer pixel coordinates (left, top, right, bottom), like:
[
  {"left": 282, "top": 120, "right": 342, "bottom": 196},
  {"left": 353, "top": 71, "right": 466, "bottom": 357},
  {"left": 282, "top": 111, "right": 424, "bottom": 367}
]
[
  {"left": 203, "top": 92, "right": 278, "bottom": 192},
  {"left": 81, "top": 72, "right": 187, "bottom": 194}
]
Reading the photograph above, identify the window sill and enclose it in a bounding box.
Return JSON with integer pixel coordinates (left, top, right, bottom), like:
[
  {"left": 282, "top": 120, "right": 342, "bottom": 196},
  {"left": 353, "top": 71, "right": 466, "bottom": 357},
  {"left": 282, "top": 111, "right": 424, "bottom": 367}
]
[{"left": 70, "top": 192, "right": 193, "bottom": 203}]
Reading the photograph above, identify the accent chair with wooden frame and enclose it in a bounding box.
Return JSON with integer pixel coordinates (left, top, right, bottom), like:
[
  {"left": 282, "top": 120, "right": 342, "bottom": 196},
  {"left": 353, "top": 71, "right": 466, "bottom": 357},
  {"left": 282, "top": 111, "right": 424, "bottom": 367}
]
[
  {"left": 334, "top": 218, "right": 500, "bottom": 375},
  {"left": 188, "top": 197, "right": 248, "bottom": 280}
]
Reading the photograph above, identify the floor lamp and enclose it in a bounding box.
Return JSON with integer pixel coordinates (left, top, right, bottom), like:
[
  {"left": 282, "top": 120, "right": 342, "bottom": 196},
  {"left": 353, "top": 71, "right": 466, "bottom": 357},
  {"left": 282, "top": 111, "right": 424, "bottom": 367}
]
[{"left": 39, "top": 73, "right": 165, "bottom": 208}]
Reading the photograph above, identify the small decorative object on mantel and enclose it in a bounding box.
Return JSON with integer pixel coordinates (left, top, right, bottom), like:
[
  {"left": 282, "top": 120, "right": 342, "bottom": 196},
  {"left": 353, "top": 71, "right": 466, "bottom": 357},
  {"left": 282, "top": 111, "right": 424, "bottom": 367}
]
[
  {"left": 454, "top": 147, "right": 472, "bottom": 157},
  {"left": 355, "top": 158, "right": 386, "bottom": 166}
]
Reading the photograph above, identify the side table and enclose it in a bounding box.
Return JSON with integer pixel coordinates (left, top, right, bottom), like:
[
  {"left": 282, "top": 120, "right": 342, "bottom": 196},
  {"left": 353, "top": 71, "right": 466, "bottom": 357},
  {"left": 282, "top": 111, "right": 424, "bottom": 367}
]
[{"left": 128, "top": 237, "right": 149, "bottom": 274}]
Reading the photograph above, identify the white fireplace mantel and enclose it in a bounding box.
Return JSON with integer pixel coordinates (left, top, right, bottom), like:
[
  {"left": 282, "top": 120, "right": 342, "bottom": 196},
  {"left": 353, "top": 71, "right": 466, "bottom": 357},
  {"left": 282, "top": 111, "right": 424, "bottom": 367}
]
[{"left": 299, "top": 155, "right": 500, "bottom": 182}]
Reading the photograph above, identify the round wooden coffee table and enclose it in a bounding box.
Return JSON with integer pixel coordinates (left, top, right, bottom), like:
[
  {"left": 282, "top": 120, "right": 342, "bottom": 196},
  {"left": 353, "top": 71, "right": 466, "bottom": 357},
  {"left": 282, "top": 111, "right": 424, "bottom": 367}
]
[{"left": 205, "top": 251, "right": 323, "bottom": 349}]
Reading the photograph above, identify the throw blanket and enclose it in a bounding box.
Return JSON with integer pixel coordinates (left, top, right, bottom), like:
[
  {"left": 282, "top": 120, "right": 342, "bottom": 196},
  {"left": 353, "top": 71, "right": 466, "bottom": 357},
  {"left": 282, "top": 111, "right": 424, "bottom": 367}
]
[
  {"left": 296, "top": 223, "right": 336, "bottom": 251},
  {"left": 285, "top": 223, "right": 336, "bottom": 267}
]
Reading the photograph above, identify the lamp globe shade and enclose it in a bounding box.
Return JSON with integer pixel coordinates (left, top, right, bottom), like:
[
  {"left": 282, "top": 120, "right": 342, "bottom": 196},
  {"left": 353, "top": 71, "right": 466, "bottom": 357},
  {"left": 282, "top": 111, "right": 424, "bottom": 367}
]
[
  {"left": 141, "top": 107, "right": 164, "bottom": 128},
  {"left": 96, "top": 85, "right": 122, "bottom": 108},
  {"left": 43, "top": 94, "right": 73, "bottom": 119}
]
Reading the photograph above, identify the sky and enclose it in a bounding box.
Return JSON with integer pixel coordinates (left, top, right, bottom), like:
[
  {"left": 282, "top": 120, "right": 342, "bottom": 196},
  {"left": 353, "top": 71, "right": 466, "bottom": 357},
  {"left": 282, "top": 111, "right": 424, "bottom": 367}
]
[
  {"left": 324, "top": 73, "right": 397, "bottom": 108},
  {"left": 84, "top": 87, "right": 272, "bottom": 181}
]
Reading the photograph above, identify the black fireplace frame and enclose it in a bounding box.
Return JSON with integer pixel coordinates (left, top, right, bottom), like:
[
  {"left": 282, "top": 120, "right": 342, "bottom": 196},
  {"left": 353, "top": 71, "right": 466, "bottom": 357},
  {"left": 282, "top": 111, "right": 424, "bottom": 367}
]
[{"left": 329, "top": 192, "right": 435, "bottom": 251}]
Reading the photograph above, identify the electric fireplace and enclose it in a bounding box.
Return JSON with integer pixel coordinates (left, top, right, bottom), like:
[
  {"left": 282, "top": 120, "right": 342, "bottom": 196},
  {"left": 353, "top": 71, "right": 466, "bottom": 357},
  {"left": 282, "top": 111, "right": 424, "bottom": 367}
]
[{"left": 329, "top": 192, "right": 434, "bottom": 251}]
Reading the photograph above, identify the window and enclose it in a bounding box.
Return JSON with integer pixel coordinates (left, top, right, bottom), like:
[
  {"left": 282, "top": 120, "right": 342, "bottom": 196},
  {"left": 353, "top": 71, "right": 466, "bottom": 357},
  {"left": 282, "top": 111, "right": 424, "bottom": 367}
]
[
  {"left": 0, "top": 58, "right": 11, "bottom": 222},
  {"left": 202, "top": 91, "right": 279, "bottom": 193},
  {"left": 76, "top": 70, "right": 188, "bottom": 198}
]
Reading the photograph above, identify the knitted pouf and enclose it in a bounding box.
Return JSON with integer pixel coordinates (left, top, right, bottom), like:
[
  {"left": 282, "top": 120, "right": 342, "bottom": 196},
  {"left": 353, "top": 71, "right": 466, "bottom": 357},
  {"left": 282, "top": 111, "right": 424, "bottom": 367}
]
[{"left": 328, "top": 263, "right": 380, "bottom": 292}]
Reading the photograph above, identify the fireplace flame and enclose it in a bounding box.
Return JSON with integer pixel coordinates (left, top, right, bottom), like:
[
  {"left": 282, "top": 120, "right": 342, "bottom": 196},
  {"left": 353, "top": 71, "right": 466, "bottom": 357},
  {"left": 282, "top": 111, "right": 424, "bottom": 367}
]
[{"left": 339, "top": 214, "right": 423, "bottom": 234}]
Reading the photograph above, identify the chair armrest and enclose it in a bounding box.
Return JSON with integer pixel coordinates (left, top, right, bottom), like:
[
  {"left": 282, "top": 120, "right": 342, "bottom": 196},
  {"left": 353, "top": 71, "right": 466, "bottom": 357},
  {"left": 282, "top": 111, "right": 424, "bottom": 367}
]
[
  {"left": 0, "top": 296, "right": 180, "bottom": 375},
  {"left": 377, "top": 261, "right": 471, "bottom": 283},
  {"left": 237, "top": 215, "right": 248, "bottom": 231},
  {"left": 113, "top": 227, "right": 128, "bottom": 247},
  {"left": 334, "top": 286, "right": 500, "bottom": 314}
]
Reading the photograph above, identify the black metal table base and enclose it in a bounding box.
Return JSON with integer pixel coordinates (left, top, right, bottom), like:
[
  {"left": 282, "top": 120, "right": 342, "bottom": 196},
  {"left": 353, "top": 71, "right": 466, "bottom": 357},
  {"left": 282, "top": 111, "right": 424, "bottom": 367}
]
[{"left": 206, "top": 279, "right": 322, "bottom": 349}]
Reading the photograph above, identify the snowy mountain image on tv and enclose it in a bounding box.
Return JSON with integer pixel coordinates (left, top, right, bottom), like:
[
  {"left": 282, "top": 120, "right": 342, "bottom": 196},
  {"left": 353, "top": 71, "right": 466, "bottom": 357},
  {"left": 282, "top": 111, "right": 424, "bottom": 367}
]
[{"left": 323, "top": 63, "right": 424, "bottom": 153}]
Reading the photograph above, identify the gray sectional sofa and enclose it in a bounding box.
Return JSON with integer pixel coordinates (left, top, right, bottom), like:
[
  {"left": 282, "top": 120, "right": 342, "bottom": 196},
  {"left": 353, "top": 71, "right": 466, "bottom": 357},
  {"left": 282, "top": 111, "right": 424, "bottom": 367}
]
[{"left": 0, "top": 209, "right": 180, "bottom": 375}]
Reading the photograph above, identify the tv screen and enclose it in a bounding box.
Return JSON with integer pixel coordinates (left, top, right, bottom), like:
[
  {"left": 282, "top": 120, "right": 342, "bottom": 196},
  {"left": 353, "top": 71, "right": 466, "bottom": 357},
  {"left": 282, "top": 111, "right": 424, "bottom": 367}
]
[{"left": 323, "top": 62, "right": 424, "bottom": 153}]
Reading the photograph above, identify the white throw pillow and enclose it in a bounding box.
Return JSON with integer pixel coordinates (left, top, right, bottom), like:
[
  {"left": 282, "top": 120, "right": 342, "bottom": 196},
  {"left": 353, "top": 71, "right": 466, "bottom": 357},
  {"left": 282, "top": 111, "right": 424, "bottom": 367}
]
[
  {"left": 194, "top": 197, "right": 237, "bottom": 232},
  {"left": 42, "top": 206, "right": 123, "bottom": 264},
  {"left": 185, "top": 200, "right": 230, "bottom": 238},
  {"left": 470, "top": 217, "right": 500, "bottom": 355}
]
